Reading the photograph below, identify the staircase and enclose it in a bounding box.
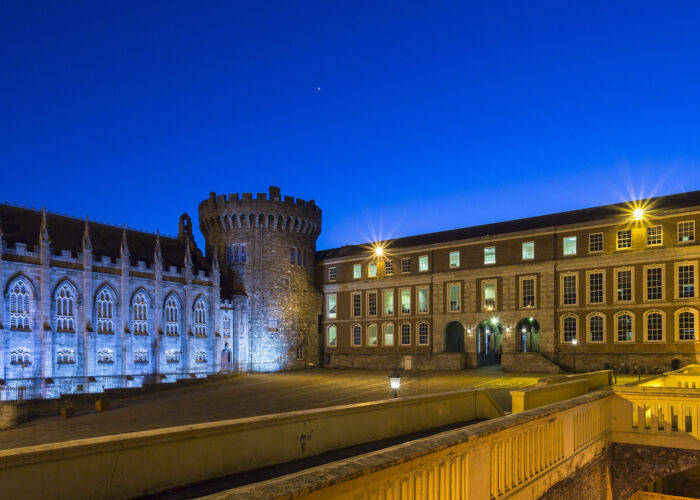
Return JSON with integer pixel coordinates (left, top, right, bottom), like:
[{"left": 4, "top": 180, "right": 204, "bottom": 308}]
[{"left": 501, "top": 352, "right": 564, "bottom": 373}]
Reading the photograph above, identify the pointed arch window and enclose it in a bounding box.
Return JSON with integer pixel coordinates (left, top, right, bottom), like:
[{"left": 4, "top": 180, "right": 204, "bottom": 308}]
[
  {"left": 194, "top": 298, "right": 207, "bottom": 337},
  {"left": 166, "top": 349, "right": 181, "bottom": 363},
  {"left": 195, "top": 350, "right": 207, "bottom": 363},
  {"left": 133, "top": 292, "right": 148, "bottom": 335},
  {"left": 165, "top": 294, "right": 180, "bottom": 336},
  {"left": 10, "top": 348, "right": 31, "bottom": 364},
  {"left": 223, "top": 313, "right": 231, "bottom": 338},
  {"left": 97, "top": 348, "right": 114, "bottom": 363},
  {"left": 96, "top": 288, "right": 115, "bottom": 334},
  {"left": 56, "top": 283, "right": 75, "bottom": 332},
  {"left": 56, "top": 348, "right": 75, "bottom": 364},
  {"left": 134, "top": 348, "right": 148, "bottom": 363},
  {"left": 10, "top": 279, "right": 31, "bottom": 330}
]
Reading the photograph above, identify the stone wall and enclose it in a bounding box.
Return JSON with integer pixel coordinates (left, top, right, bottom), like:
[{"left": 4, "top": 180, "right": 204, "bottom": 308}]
[
  {"left": 539, "top": 451, "right": 613, "bottom": 500},
  {"left": 328, "top": 353, "right": 466, "bottom": 371},
  {"left": 501, "top": 352, "right": 563, "bottom": 373}
]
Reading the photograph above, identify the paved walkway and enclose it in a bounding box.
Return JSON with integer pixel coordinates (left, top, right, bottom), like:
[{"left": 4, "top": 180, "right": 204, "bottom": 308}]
[{"left": 0, "top": 366, "right": 550, "bottom": 450}]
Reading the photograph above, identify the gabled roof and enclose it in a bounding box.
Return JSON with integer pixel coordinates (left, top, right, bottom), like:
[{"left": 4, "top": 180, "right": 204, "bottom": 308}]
[
  {"left": 0, "top": 204, "right": 209, "bottom": 274},
  {"left": 316, "top": 190, "right": 700, "bottom": 260}
]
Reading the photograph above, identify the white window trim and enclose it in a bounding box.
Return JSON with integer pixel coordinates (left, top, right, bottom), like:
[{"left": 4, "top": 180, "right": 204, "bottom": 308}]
[
  {"left": 447, "top": 282, "right": 462, "bottom": 313},
  {"left": 383, "top": 322, "right": 395, "bottom": 346},
  {"left": 327, "top": 324, "right": 337, "bottom": 348},
  {"left": 328, "top": 266, "right": 336, "bottom": 282},
  {"left": 616, "top": 229, "right": 633, "bottom": 251},
  {"left": 367, "top": 323, "right": 378, "bottom": 347},
  {"left": 674, "top": 307, "right": 699, "bottom": 342},
  {"left": 366, "top": 290, "right": 378, "bottom": 317},
  {"left": 585, "top": 269, "right": 606, "bottom": 305},
  {"left": 351, "top": 323, "right": 362, "bottom": 347},
  {"left": 613, "top": 310, "right": 635, "bottom": 343},
  {"left": 326, "top": 294, "right": 337, "bottom": 319},
  {"left": 642, "top": 264, "right": 665, "bottom": 302},
  {"left": 384, "top": 260, "right": 394, "bottom": 276},
  {"left": 586, "top": 312, "right": 606, "bottom": 343},
  {"left": 353, "top": 263, "right": 362, "bottom": 280},
  {"left": 399, "top": 321, "right": 412, "bottom": 345},
  {"left": 368, "top": 262, "right": 378, "bottom": 278},
  {"left": 588, "top": 232, "right": 603, "bottom": 254},
  {"left": 417, "top": 321, "right": 430, "bottom": 346},
  {"left": 677, "top": 220, "right": 696, "bottom": 244},
  {"left": 674, "top": 260, "right": 698, "bottom": 300},
  {"left": 560, "top": 313, "right": 579, "bottom": 344},
  {"left": 383, "top": 288, "right": 395, "bottom": 317},
  {"left": 484, "top": 246, "right": 496, "bottom": 265},
  {"left": 351, "top": 292, "right": 362, "bottom": 318},
  {"left": 522, "top": 241, "right": 535, "bottom": 261},
  {"left": 399, "top": 287, "right": 412, "bottom": 315},
  {"left": 563, "top": 236, "right": 577, "bottom": 256},
  {"left": 417, "top": 286, "right": 430, "bottom": 315},
  {"left": 418, "top": 255, "right": 429, "bottom": 272},
  {"left": 643, "top": 309, "right": 666, "bottom": 343},
  {"left": 613, "top": 266, "right": 635, "bottom": 304},
  {"left": 482, "top": 279, "right": 497, "bottom": 311},
  {"left": 401, "top": 257, "right": 411, "bottom": 274},
  {"left": 519, "top": 275, "right": 537, "bottom": 309},
  {"left": 449, "top": 251, "right": 460, "bottom": 268},
  {"left": 646, "top": 225, "right": 663, "bottom": 247},
  {"left": 560, "top": 271, "right": 579, "bottom": 307}
]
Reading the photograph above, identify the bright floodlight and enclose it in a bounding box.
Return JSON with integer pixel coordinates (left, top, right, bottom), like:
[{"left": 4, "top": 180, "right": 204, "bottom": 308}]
[
  {"left": 375, "top": 246, "right": 384, "bottom": 257},
  {"left": 389, "top": 369, "right": 401, "bottom": 398},
  {"left": 633, "top": 207, "right": 645, "bottom": 220},
  {"left": 572, "top": 338, "right": 578, "bottom": 346}
]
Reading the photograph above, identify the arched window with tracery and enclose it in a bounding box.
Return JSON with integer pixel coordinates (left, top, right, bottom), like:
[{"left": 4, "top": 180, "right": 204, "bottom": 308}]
[
  {"left": 133, "top": 348, "right": 148, "bottom": 363},
  {"left": 165, "top": 294, "right": 180, "bottom": 336},
  {"left": 56, "top": 348, "right": 75, "bottom": 364},
  {"left": 56, "top": 283, "right": 75, "bottom": 332},
  {"left": 166, "top": 349, "right": 181, "bottom": 363},
  {"left": 133, "top": 292, "right": 148, "bottom": 335},
  {"left": 194, "top": 298, "right": 207, "bottom": 337},
  {"left": 195, "top": 350, "right": 207, "bottom": 363},
  {"left": 10, "top": 279, "right": 31, "bottom": 330},
  {"left": 97, "top": 348, "right": 114, "bottom": 363},
  {"left": 96, "top": 288, "right": 115, "bottom": 334},
  {"left": 10, "top": 348, "right": 31, "bottom": 364},
  {"left": 223, "top": 313, "right": 231, "bottom": 338}
]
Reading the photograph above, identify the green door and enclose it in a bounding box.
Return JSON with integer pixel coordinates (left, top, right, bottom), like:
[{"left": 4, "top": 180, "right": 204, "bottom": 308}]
[{"left": 445, "top": 322, "right": 464, "bottom": 353}]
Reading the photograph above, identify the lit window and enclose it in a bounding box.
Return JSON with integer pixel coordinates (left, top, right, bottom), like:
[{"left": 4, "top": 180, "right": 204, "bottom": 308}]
[
  {"left": 96, "top": 288, "right": 115, "bottom": 334},
  {"left": 484, "top": 247, "right": 496, "bottom": 265},
  {"left": 327, "top": 325, "right": 337, "bottom": 346},
  {"left": 165, "top": 294, "right": 180, "bottom": 336},
  {"left": 646, "top": 225, "right": 662, "bottom": 246},
  {"left": 194, "top": 298, "right": 207, "bottom": 337},
  {"left": 617, "top": 313, "right": 633, "bottom": 342},
  {"left": 327, "top": 294, "right": 337, "bottom": 319},
  {"left": 353, "top": 264, "right": 362, "bottom": 279},
  {"left": 367, "top": 324, "right": 378, "bottom": 346},
  {"left": 449, "top": 284, "right": 461, "bottom": 312},
  {"left": 296, "top": 346, "right": 304, "bottom": 360},
  {"left": 589, "top": 233, "right": 603, "bottom": 253},
  {"left": 563, "top": 236, "right": 577, "bottom": 256},
  {"left": 56, "top": 283, "right": 75, "bottom": 332},
  {"left": 383, "top": 289, "right": 394, "bottom": 316},
  {"left": 521, "top": 278, "right": 535, "bottom": 308},
  {"left": 616, "top": 269, "right": 632, "bottom": 302},
  {"left": 352, "top": 293, "right": 361, "bottom": 317},
  {"left": 352, "top": 324, "right": 362, "bottom": 346},
  {"left": 9, "top": 279, "right": 31, "bottom": 331},
  {"left": 647, "top": 312, "right": 663, "bottom": 341},
  {"left": 401, "top": 258, "right": 411, "bottom": 273},
  {"left": 617, "top": 230, "right": 632, "bottom": 249},
  {"left": 368, "top": 262, "right": 377, "bottom": 278},
  {"left": 97, "top": 348, "right": 114, "bottom": 364},
  {"left": 646, "top": 267, "right": 663, "bottom": 300},
  {"left": 385, "top": 261, "right": 394, "bottom": 275},
  {"left": 449, "top": 251, "right": 460, "bottom": 268},
  {"left": 678, "top": 264, "right": 695, "bottom": 298},
  {"left": 268, "top": 318, "right": 278, "bottom": 331},
  {"left": 134, "top": 348, "right": 148, "bottom": 364},
  {"left": 563, "top": 274, "right": 577, "bottom": 305},
  {"left": 589, "top": 315, "right": 604, "bottom": 342},
  {"left": 166, "top": 349, "right": 181, "bottom": 363},
  {"left": 418, "top": 255, "right": 429, "bottom": 272},
  {"left": 400, "top": 289, "right": 411, "bottom": 314},
  {"left": 195, "top": 350, "right": 207, "bottom": 363},
  {"left": 368, "top": 292, "right": 377, "bottom": 316},
  {"left": 418, "top": 287, "right": 429, "bottom": 313},
  {"left": 678, "top": 221, "right": 695, "bottom": 242},
  {"left": 56, "top": 348, "right": 74, "bottom": 364},
  {"left": 10, "top": 348, "right": 31, "bottom": 365},
  {"left": 328, "top": 267, "right": 336, "bottom": 281},
  {"left": 418, "top": 322, "right": 429, "bottom": 345},
  {"left": 384, "top": 323, "right": 394, "bottom": 346},
  {"left": 588, "top": 272, "right": 603, "bottom": 304},
  {"left": 563, "top": 316, "right": 577, "bottom": 343},
  {"left": 522, "top": 242, "right": 534, "bottom": 260},
  {"left": 678, "top": 311, "right": 696, "bottom": 341},
  {"left": 222, "top": 313, "right": 231, "bottom": 338},
  {"left": 400, "top": 323, "right": 411, "bottom": 345},
  {"left": 133, "top": 292, "right": 148, "bottom": 335},
  {"left": 484, "top": 281, "right": 496, "bottom": 310}
]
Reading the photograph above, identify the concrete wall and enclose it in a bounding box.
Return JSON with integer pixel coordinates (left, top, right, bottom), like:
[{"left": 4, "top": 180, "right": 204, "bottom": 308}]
[
  {"left": 510, "top": 380, "right": 588, "bottom": 413},
  {"left": 501, "top": 352, "right": 562, "bottom": 373},
  {"left": 538, "top": 370, "right": 613, "bottom": 390},
  {"left": 0, "top": 389, "right": 502, "bottom": 500},
  {"left": 328, "top": 353, "right": 466, "bottom": 371}
]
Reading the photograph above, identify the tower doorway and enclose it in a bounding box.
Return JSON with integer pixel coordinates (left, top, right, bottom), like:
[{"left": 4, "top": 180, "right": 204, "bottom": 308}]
[
  {"left": 515, "top": 318, "right": 541, "bottom": 353},
  {"left": 477, "top": 319, "right": 503, "bottom": 365},
  {"left": 445, "top": 321, "right": 465, "bottom": 353}
]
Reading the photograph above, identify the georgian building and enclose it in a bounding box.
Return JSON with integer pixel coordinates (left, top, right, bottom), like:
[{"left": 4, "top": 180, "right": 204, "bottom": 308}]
[{"left": 317, "top": 191, "right": 700, "bottom": 373}]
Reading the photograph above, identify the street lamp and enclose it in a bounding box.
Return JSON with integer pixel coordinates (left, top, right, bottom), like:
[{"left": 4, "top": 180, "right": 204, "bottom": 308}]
[
  {"left": 571, "top": 338, "right": 578, "bottom": 374},
  {"left": 389, "top": 369, "right": 401, "bottom": 399}
]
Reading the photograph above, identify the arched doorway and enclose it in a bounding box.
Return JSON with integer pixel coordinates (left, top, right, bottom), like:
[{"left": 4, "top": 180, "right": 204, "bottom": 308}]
[
  {"left": 477, "top": 319, "right": 503, "bottom": 364},
  {"left": 515, "top": 318, "right": 541, "bottom": 353},
  {"left": 220, "top": 343, "right": 233, "bottom": 372},
  {"left": 445, "top": 321, "right": 465, "bottom": 353}
]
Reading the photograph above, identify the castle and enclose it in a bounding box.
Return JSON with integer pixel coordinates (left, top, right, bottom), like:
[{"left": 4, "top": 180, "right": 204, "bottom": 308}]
[{"left": 1, "top": 186, "right": 699, "bottom": 397}]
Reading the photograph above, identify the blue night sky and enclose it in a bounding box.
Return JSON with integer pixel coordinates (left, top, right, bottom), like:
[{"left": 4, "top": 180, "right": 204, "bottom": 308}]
[{"left": 2, "top": 1, "right": 700, "bottom": 251}]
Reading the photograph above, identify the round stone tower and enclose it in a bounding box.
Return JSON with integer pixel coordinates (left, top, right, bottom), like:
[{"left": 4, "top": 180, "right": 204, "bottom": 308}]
[{"left": 198, "top": 186, "right": 322, "bottom": 372}]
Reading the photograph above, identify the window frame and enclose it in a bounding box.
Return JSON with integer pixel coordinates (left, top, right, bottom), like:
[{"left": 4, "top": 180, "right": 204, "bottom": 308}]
[
  {"left": 401, "top": 258, "right": 411, "bottom": 274},
  {"left": 368, "top": 262, "right": 377, "bottom": 278},
  {"left": 326, "top": 294, "right": 337, "bottom": 319},
  {"left": 643, "top": 264, "right": 665, "bottom": 302},
  {"left": 328, "top": 266, "right": 336, "bottom": 282},
  {"left": 351, "top": 292, "right": 362, "bottom": 318},
  {"left": 449, "top": 251, "right": 460, "bottom": 268},
  {"left": 586, "top": 269, "right": 605, "bottom": 305},
  {"left": 418, "top": 255, "right": 429, "bottom": 272},
  {"left": 417, "top": 286, "right": 430, "bottom": 314},
  {"left": 588, "top": 233, "right": 603, "bottom": 254},
  {"left": 383, "top": 322, "right": 395, "bottom": 346},
  {"left": 351, "top": 323, "right": 362, "bottom": 347},
  {"left": 614, "top": 310, "right": 635, "bottom": 343},
  {"left": 367, "top": 323, "right": 378, "bottom": 347},
  {"left": 643, "top": 309, "right": 666, "bottom": 343},
  {"left": 385, "top": 260, "right": 394, "bottom": 276},
  {"left": 675, "top": 260, "right": 698, "bottom": 300},
  {"left": 383, "top": 289, "right": 394, "bottom": 316},
  {"left": 560, "top": 314, "right": 578, "bottom": 344},
  {"left": 677, "top": 220, "right": 695, "bottom": 243},
  {"left": 367, "top": 290, "right": 378, "bottom": 317},
  {"left": 400, "top": 322, "right": 411, "bottom": 345},
  {"left": 675, "top": 308, "right": 698, "bottom": 342},
  {"left": 646, "top": 225, "right": 663, "bottom": 247},
  {"left": 586, "top": 312, "right": 606, "bottom": 343},
  {"left": 484, "top": 246, "right": 496, "bottom": 265},
  {"left": 399, "top": 288, "right": 411, "bottom": 315},
  {"left": 482, "top": 279, "right": 497, "bottom": 311},
  {"left": 614, "top": 267, "right": 635, "bottom": 303},
  {"left": 522, "top": 241, "right": 535, "bottom": 261},
  {"left": 353, "top": 263, "right": 362, "bottom": 279},
  {"left": 563, "top": 236, "right": 577, "bottom": 256},
  {"left": 520, "top": 275, "right": 536, "bottom": 309},
  {"left": 327, "top": 324, "right": 337, "bottom": 347},
  {"left": 418, "top": 321, "right": 430, "bottom": 345},
  {"left": 560, "top": 272, "right": 578, "bottom": 306},
  {"left": 447, "top": 282, "right": 461, "bottom": 313},
  {"left": 616, "top": 229, "right": 632, "bottom": 250}
]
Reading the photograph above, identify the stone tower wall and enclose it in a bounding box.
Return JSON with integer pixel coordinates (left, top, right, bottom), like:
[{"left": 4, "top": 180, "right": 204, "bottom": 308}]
[{"left": 198, "top": 186, "right": 322, "bottom": 372}]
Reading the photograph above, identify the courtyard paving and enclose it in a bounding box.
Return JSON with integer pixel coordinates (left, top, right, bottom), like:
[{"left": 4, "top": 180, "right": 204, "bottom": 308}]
[{"left": 0, "top": 366, "right": 642, "bottom": 451}]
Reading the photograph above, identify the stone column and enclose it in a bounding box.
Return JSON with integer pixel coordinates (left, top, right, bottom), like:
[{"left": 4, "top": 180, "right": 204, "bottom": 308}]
[
  {"left": 39, "top": 210, "right": 52, "bottom": 381},
  {"left": 183, "top": 239, "right": 192, "bottom": 373},
  {"left": 153, "top": 234, "right": 163, "bottom": 378},
  {"left": 120, "top": 227, "right": 131, "bottom": 382},
  {"left": 82, "top": 219, "right": 94, "bottom": 378},
  {"left": 0, "top": 227, "right": 5, "bottom": 379}
]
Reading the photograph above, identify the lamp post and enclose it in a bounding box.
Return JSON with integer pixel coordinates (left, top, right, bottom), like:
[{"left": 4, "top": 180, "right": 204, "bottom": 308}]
[
  {"left": 389, "top": 369, "right": 401, "bottom": 399},
  {"left": 571, "top": 338, "right": 578, "bottom": 374}
]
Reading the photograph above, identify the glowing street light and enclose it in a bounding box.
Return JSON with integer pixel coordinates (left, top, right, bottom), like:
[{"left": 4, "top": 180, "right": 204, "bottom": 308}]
[
  {"left": 389, "top": 369, "right": 401, "bottom": 398},
  {"left": 633, "top": 207, "right": 645, "bottom": 221},
  {"left": 571, "top": 338, "right": 578, "bottom": 374},
  {"left": 374, "top": 245, "right": 384, "bottom": 257}
]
